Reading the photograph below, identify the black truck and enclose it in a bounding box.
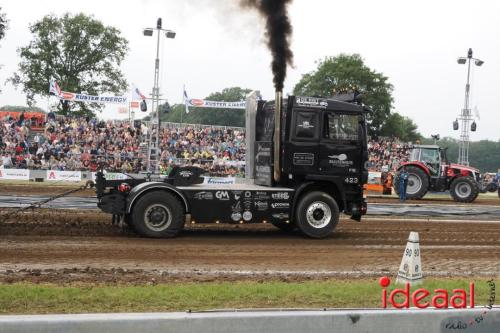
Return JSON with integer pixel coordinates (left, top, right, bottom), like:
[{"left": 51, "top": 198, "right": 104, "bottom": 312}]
[{"left": 95, "top": 93, "right": 370, "bottom": 238}]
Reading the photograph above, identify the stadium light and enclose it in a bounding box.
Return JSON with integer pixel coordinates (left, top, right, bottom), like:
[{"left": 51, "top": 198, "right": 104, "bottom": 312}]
[
  {"left": 455, "top": 48, "right": 484, "bottom": 166},
  {"left": 143, "top": 18, "right": 176, "bottom": 173}
]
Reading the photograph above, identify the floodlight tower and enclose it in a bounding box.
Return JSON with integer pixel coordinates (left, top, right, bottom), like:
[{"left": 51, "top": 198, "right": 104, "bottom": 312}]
[
  {"left": 143, "top": 18, "right": 176, "bottom": 172},
  {"left": 455, "top": 48, "right": 483, "bottom": 166}
]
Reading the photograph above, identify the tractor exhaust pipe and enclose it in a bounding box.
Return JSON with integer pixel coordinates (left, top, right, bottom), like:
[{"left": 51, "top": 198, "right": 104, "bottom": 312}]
[{"left": 274, "top": 91, "right": 282, "bottom": 183}]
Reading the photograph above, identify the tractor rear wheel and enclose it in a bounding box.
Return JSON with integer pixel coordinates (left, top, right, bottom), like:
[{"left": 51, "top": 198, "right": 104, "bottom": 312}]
[
  {"left": 405, "top": 166, "right": 429, "bottom": 200},
  {"left": 450, "top": 176, "right": 479, "bottom": 203}
]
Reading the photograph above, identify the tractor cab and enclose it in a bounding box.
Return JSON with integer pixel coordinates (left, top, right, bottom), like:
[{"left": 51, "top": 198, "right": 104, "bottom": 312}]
[{"left": 408, "top": 145, "right": 446, "bottom": 176}]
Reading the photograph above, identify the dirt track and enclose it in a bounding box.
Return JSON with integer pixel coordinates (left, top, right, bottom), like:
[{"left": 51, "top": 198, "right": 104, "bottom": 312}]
[
  {"left": 1, "top": 184, "right": 499, "bottom": 284},
  {"left": 0, "top": 208, "right": 499, "bottom": 284}
]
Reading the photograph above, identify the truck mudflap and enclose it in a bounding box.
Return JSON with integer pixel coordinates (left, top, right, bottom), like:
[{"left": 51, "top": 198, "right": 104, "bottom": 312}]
[{"left": 350, "top": 198, "right": 367, "bottom": 222}]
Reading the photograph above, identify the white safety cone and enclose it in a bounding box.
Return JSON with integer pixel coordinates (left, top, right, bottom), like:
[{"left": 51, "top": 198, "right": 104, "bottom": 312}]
[{"left": 396, "top": 231, "right": 423, "bottom": 285}]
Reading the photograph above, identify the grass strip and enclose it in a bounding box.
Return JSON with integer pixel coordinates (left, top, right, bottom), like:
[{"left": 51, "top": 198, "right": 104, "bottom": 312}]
[{"left": 0, "top": 278, "right": 497, "bottom": 314}]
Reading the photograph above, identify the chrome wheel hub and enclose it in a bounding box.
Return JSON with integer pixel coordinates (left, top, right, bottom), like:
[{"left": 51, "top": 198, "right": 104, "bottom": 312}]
[
  {"left": 306, "top": 201, "right": 332, "bottom": 229},
  {"left": 144, "top": 204, "right": 172, "bottom": 231}
]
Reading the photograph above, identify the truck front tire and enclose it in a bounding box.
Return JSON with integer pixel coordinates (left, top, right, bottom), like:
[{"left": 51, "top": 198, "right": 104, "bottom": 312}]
[
  {"left": 131, "top": 191, "right": 184, "bottom": 238},
  {"left": 295, "top": 191, "right": 339, "bottom": 239}
]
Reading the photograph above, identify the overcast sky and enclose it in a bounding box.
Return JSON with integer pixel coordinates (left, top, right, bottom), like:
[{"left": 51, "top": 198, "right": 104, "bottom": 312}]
[{"left": 0, "top": 0, "right": 499, "bottom": 140}]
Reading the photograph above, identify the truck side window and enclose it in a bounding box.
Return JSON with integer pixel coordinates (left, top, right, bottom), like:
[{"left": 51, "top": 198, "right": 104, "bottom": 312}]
[
  {"left": 294, "top": 111, "right": 317, "bottom": 139},
  {"left": 325, "top": 113, "right": 359, "bottom": 142}
]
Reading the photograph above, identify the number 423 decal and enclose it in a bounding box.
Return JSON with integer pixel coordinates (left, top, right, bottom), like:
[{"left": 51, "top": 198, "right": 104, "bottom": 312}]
[{"left": 344, "top": 177, "right": 359, "bottom": 184}]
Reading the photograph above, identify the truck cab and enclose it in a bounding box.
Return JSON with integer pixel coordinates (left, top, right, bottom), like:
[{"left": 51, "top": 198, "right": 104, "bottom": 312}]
[{"left": 95, "top": 93, "right": 369, "bottom": 239}]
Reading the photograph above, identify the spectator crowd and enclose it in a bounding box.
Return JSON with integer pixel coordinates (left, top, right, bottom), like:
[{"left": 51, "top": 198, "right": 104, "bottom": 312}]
[
  {"left": 366, "top": 137, "right": 412, "bottom": 172},
  {"left": 0, "top": 113, "right": 245, "bottom": 176},
  {"left": 1, "top": 112, "right": 408, "bottom": 176}
]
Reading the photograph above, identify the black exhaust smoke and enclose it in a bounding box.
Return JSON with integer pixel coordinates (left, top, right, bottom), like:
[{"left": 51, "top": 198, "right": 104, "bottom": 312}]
[{"left": 240, "top": 0, "right": 294, "bottom": 92}]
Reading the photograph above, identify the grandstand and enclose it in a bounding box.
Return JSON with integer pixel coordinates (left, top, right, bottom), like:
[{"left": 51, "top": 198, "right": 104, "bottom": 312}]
[{"left": 0, "top": 113, "right": 407, "bottom": 175}]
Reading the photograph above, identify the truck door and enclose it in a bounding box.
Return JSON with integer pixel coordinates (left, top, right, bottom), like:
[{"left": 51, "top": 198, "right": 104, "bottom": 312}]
[
  {"left": 283, "top": 109, "right": 320, "bottom": 175},
  {"left": 319, "top": 112, "right": 362, "bottom": 182}
]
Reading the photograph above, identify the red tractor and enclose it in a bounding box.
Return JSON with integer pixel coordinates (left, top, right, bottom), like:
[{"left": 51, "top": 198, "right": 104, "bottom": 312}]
[{"left": 394, "top": 145, "right": 485, "bottom": 203}]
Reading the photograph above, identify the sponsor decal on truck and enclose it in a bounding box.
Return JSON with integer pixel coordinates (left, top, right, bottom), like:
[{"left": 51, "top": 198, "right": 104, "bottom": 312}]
[{"left": 271, "top": 202, "right": 289, "bottom": 209}]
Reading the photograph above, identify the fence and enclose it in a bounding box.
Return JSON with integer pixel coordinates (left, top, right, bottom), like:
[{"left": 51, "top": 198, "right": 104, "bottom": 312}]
[{"left": 0, "top": 308, "right": 498, "bottom": 333}]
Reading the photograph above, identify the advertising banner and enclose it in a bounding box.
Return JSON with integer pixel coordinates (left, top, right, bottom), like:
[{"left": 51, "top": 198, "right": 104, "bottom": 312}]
[
  {"left": 50, "top": 78, "right": 128, "bottom": 105},
  {"left": 0, "top": 168, "right": 30, "bottom": 180},
  {"left": 202, "top": 177, "right": 236, "bottom": 185},
  {"left": 91, "top": 172, "right": 130, "bottom": 182},
  {"left": 368, "top": 171, "right": 382, "bottom": 185},
  {"left": 60, "top": 91, "right": 127, "bottom": 104},
  {"left": 187, "top": 99, "right": 246, "bottom": 109},
  {"left": 46, "top": 170, "right": 82, "bottom": 182}
]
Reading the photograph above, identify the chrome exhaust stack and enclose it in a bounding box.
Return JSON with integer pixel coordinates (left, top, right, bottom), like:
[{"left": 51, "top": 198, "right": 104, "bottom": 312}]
[{"left": 273, "top": 91, "right": 282, "bottom": 183}]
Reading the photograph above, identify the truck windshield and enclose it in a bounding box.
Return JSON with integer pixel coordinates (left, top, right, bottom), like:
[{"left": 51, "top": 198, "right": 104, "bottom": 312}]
[{"left": 325, "top": 113, "right": 359, "bottom": 142}]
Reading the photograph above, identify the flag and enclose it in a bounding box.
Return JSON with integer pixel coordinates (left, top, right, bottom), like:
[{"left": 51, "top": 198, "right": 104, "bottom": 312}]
[
  {"left": 131, "top": 86, "right": 146, "bottom": 101},
  {"left": 183, "top": 85, "right": 190, "bottom": 114},
  {"left": 49, "top": 78, "right": 61, "bottom": 97}
]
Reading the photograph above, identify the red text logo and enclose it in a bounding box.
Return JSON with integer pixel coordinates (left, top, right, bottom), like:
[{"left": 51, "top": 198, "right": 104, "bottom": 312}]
[{"left": 379, "top": 276, "right": 474, "bottom": 309}]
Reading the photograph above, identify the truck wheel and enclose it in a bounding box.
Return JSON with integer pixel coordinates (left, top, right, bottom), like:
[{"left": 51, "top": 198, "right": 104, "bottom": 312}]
[
  {"left": 271, "top": 221, "right": 296, "bottom": 232},
  {"left": 405, "top": 166, "right": 429, "bottom": 199},
  {"left": 450, "top": 176, "right": 479, "bottom": 203},
  {"left": 295, "top": 191, "right": 339, "bottom": 239},
  {"left": 131, "top": 191, "right": 184, "bottom": 238}
]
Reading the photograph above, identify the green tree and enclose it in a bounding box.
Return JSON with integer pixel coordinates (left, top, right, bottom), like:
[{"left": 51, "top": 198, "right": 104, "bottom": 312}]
[
  {"left": 0, "top": 7, "right": 8, "bottom": 94},
  {"left": 161, "top": 87, "right": 251, "bottom": 127},
  {"left": 293, "top": 54, "right": 394, "bottom": 136},
  {"left": 10, "top": 13, "right": 128, "bottom": 117},
  {"left": 380, "top": 112, "right": 421, "bottom": 142},
  {"left": 0, "top": 105, "right": 45, "bottom": 112},
  {"left": 0, "top": 7, "right": 7, "bottom": 41}
]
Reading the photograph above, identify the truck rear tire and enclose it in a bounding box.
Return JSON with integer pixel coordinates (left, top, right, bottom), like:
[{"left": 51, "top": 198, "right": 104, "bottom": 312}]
[
  {"left": 450, "top": 176, "right": 479, "bottom": 203},
  {"left": 404, "top": 166, "right": 429, "bottom": 200},
  {"left": 131, "top": 191, "right": 184, "bottom": 238},
  {"left": 295, "top": 191, "right": 339, "bottom": 239}
]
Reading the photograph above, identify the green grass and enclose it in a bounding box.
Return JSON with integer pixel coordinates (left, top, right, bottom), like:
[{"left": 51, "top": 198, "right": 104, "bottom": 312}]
[{"left": 0, "top": 279, "right": 497, "bottom": 314}]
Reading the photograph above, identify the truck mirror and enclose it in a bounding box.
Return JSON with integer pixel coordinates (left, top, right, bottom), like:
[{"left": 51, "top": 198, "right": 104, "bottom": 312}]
[
  {"left": 453, "top": 120, "right": 459, "bottom": 130},
  {"left": 471, "top": 121, "right": 477, "bottom": 132}
]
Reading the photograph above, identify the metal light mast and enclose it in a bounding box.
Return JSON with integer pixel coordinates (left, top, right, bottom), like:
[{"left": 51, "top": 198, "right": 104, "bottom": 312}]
[
  {"left": 455, "top": 48, "right": 483, "bottom": 166},
  {"left": 143, "top": 18, "right": 176, "bottom": 173}
]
